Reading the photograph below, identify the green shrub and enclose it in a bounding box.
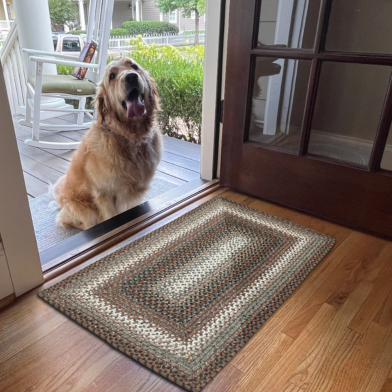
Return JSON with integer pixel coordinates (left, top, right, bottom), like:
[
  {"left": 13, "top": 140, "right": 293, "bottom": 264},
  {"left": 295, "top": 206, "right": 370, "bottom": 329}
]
[
  {"left": 110, "top": 28, "right": 129, "bottom": 36},
  {"left": 182, "top": 30, "right": 205, "bottom": 35},
  {"left": 57, "top": 64, "right": 74, "bottom": 75},
  {"left": 70, "top": 29, "right": 86, "bottom": 34},
  {"left": 128, "top": 38, "right": 203, "bottom": 143},
  {"left": 122, "top": 21, "right": 179, "bottom": 36}
]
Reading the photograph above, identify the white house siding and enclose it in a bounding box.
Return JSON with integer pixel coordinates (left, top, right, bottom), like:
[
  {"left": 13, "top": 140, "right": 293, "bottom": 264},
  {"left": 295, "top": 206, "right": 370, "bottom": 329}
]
[{"left": 112, "top": 2, "right": 133, "bottom": 28}]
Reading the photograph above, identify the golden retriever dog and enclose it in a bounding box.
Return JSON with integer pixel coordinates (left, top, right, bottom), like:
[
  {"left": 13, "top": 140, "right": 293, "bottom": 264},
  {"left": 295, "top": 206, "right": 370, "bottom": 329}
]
[{"left": 51, "top": 58, "right": 162, "bottom": 230}]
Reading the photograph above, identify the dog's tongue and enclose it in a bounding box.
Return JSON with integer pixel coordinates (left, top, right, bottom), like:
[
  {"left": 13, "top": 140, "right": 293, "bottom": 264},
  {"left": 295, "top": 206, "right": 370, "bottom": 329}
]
[{"left": 126, "top": 96, "right": 145, "bottom": 119}]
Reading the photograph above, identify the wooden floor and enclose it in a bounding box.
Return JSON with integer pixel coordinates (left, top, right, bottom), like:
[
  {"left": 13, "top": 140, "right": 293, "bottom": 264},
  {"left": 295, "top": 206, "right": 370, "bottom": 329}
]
[
  {"left": 1, "top": 189, "right": 392, "bottom": 392},
  {"left": 13, "top": 115, "right": 201, "bottom": 198}
]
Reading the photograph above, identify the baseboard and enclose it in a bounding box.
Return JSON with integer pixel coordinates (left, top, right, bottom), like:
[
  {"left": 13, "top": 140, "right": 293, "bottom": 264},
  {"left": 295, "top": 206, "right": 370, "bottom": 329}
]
[{"left": 0, "top": 293, "right": 16, "bottom": 311}]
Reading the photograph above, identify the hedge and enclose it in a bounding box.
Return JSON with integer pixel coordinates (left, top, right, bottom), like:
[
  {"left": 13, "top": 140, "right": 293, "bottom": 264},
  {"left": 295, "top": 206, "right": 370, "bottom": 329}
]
[
  {"left": 70, "top": 29, "right": 86, "bottom": 34},
  {"left": 122, "top": 21, "right": 179, "bottom": 36},
  {"left": 110, "top": 28, "right": 129, "bottom": 36},
  {"left": 128, "top": 38, "right": 203, "bottom": 143}
]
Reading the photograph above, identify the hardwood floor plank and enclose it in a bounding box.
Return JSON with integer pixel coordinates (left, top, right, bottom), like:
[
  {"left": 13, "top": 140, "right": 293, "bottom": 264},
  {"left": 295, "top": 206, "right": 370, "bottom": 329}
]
[
  {"left": 349, "top": 258, "right": 392, "bottom": 334},
  {"left": 281, "top": 233, "right": 384, "bottom": 340},
  {"left": 305, "top": 328, "right": 360, "bottom": 392},
  {"left": 325, "top": 240, "right": 390, "bottom": 310},
  {"left": 82, "top": 355, "right": 182, "bottom": 392},
  {"left": 328, "top": 322, "right": 387, "bottom": 392},
  {"left": 238, "top": 304, "right": 337, "bottom": 392},
  {"left": 357, "top": 326, "right": 392, "bottom": 392},
  {"left": 23, "top": 172, "right": 48, "bottom": 197},
  {"left": 284, "top": 278, "right": 373, "bottom": 391},
  {"left": 0, "top": 312, "right": 66, "bottom": 365},
  {"left": 380, "top": 368, "right": 392, "bottom": 392},
  {"left": 233, "top": 332, "right": 294, "bottom": 392},
  {"left": 374, "top": 289, "right": 392, "bottom": 328},
  {"left": 203, "top": 364, "right": 245, "bottom": 392}
]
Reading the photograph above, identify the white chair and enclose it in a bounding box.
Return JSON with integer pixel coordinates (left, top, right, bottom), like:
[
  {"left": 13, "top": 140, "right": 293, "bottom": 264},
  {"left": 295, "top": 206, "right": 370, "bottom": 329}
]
[{"left": 19, "top": 0, "right": 114, "bottom": 149}]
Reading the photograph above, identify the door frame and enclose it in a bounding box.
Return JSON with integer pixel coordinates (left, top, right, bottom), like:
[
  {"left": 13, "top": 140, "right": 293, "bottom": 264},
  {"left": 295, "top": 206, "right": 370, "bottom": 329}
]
[
  {"left": 200, "top": 0, "right": 225, "bottom": 180},
  {"left": 220, "top": 0, "right": 392, "bottom": 238},
  {"left": 0, "top": 61, "right": 43, "bottom": 296}
]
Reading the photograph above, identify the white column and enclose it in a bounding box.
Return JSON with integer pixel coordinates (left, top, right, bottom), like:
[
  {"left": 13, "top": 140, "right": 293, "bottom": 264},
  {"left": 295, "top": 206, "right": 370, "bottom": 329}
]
[
  {"left": 78, "top": 0, "right": 86, "bottom": 30},
  {"left": 14, "top": 0, "right": 56, "bottom": 75},
  {"left": 14, "top": 0, "right": 67, "bottom": 118},
  {"left": 135, "top": 0, "right": 140, "bottom": 21},
  {"left": 1, "top": 0, "right": 10, "bottom": 30}
]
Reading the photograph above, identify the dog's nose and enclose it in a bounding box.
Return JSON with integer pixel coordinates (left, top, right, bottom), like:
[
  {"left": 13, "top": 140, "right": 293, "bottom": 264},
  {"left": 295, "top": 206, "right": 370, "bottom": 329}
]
[{"left": 125, "top": 72, "right": 138, "bottom": 84}]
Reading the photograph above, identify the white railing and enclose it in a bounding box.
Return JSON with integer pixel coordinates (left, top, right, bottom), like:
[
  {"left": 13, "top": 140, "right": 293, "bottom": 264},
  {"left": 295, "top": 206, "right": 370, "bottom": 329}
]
[
  {"left": 108, "top": 33, "right": 205, "bottom": 49},
  {"left": 0, "top": 19, "right": 14, "bottom": 32},
  {"left": 0, "top": 22, "right": 26, "bottom": 116}
]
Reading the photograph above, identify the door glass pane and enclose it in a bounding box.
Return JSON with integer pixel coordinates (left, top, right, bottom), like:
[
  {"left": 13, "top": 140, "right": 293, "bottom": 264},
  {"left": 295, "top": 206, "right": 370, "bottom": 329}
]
[
  {"left": 249, "top": 57, "right": 311, "bottom": 153},
  {"left": 326, "top": 0, "right": 392, "bottom": 54},
  {"left": 257, "top": 0, "right": 321, "bottom": 49},
  {"left": 381, "top": 126, "right": 392, "bottom": 171},
  {"left": 308, "top": 62, "right": 392, "bottom": 168}
]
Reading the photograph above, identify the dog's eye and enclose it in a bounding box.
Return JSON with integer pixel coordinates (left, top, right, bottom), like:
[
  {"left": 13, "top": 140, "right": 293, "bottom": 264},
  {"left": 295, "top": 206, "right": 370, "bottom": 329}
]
[
  {"left": 131, "top": 64, "right": 138, "bottom": 70},
  {"left": 109, "top": 73, "right": 116, "bottom": 80}
]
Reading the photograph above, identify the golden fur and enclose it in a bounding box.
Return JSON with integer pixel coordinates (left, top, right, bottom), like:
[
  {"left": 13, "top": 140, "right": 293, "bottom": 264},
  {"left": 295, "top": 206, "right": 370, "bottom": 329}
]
[{"left": 52, "top": 58, "right": 162, "bottom": 230}]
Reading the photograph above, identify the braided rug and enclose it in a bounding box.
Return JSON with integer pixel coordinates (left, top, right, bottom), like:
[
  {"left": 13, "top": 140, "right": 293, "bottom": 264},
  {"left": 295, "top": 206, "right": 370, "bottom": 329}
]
[{"left": 39, "top": 196, "right": 335, "bottom": 391}]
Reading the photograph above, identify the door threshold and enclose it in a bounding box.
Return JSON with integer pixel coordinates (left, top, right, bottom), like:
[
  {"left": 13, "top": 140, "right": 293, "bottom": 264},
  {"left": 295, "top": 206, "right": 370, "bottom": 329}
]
[{"left": 43, "top": 179, "right": 222, "bottom": 280}]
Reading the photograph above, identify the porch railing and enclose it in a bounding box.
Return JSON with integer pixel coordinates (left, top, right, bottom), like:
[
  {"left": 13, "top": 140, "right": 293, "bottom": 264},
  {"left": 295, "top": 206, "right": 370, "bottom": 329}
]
[
  {"left": 0, "top": 22, "right": 26, "bottom": 115},
  {"left": 108, "top": 33, "right": 205, "bottom": 49},
  {"left": 0, "top": 19, "right": 15, "bottom": 32}
]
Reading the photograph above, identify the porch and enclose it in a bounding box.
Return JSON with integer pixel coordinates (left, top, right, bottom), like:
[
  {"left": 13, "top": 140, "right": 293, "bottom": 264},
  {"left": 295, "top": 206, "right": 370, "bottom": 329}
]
[{"left": 14, "top": 115, "right": 201, "bottom": 199}]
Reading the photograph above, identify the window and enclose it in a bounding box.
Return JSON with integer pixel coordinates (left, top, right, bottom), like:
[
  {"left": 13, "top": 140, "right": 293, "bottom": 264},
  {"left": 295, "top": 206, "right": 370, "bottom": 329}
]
[
  {"left": 160, "top": 12, "right": 163, "bottom": 22},
  {"left": 6, "top": 4, "right": 12, "bottom": 20},
  {"left": 62, "top": 37, "right": 81, "bottom": 52},
  {"left": 191, "top": 11, "right": 196, "bottom": 19},
  {"left": 169, "top": 10, "right": 176, "bottom": 23}
]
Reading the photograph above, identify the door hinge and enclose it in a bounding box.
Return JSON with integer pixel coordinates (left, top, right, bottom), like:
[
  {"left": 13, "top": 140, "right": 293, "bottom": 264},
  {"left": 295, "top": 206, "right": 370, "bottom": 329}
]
[{"left": 219, "top": 99, "right": 224, "bottom": 124}]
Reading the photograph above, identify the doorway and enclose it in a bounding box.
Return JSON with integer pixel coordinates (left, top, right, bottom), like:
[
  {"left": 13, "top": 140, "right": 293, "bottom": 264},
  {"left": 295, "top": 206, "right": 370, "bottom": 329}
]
[{"left": 221, "top": 0, "right": 392, "bottom": 238}]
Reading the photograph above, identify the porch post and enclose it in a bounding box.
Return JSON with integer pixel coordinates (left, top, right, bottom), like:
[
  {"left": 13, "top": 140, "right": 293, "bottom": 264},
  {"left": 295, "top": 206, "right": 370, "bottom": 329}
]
[
  {"left": 78, "top": 0, "right": 86, "bottom": 30},
  {"left": 1, "top": 0, "right": 10, "bottom": 30},
  {"left": 135, "top": 0, "right": 140, "bottom": 21},
  {"left": 13, "top": 0, "right": 56, "bottom": 75},
  {"left": 14, "top": 0, "right": 66, "bottom": 119}
]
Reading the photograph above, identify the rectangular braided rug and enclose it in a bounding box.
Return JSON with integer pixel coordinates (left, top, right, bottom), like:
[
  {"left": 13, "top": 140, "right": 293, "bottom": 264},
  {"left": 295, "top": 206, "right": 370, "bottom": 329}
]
[{"left": 38, "top": 196, "right": 335, "bottom": 391}]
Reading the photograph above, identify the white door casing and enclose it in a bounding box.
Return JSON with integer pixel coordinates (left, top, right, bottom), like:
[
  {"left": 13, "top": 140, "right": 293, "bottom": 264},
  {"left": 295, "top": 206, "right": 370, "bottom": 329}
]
[
  {"left": 200, "top": 0, "right": 223, "bottom": 181},
  {"left": 0, "top": 61, "right": 43, "bottom": 296}
]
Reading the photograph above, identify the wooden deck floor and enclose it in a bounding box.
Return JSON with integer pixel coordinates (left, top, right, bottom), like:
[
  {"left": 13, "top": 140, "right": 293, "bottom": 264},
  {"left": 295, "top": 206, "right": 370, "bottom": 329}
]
[
  {"left": 13, "top": 115, "right": 201, "bottom": 198},
  {"left": 1, "top": 189, "right": 392, "bottom": 391}
]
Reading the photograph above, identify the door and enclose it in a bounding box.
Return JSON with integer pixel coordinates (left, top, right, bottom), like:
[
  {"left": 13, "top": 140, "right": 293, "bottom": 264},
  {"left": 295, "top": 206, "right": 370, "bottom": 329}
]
[{"left": 220, "top": 0, "right": 392, "bottom": 238}]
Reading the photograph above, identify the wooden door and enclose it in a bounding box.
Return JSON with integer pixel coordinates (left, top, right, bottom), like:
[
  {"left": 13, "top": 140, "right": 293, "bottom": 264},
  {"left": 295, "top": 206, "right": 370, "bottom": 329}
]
[{"left": 220, "top": 0, "right": 392, "bottom": 238}]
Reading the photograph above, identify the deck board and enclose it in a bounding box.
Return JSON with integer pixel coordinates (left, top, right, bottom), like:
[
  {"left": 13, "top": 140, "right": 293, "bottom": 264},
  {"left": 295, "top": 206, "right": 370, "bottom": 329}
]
[{"left": 13, "top": 116, "right": 200, "bottom": 198}]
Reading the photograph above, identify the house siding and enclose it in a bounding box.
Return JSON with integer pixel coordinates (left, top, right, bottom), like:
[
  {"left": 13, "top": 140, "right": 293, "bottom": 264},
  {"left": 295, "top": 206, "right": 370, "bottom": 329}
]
[
  {"left": 112, "top": 2, "right": 133, "bottom": 29},
  {"left": 142, "top": 0, "right": 161, "bottom": 22},
  {"left": 179, "top": 13, "right": 205, "bottom": 32},
  {"left": 141, "top": 0, "right": 205, "bottom": 33}
]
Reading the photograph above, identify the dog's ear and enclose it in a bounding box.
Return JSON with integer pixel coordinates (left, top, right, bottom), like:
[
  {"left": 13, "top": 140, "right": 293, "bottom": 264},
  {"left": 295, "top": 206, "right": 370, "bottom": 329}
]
[
  {"left": 146, "top": 73, "right": 160, "bottom": 112},
  {"left": 94, "top": 84, "right": 107, "bottom": 126}
]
